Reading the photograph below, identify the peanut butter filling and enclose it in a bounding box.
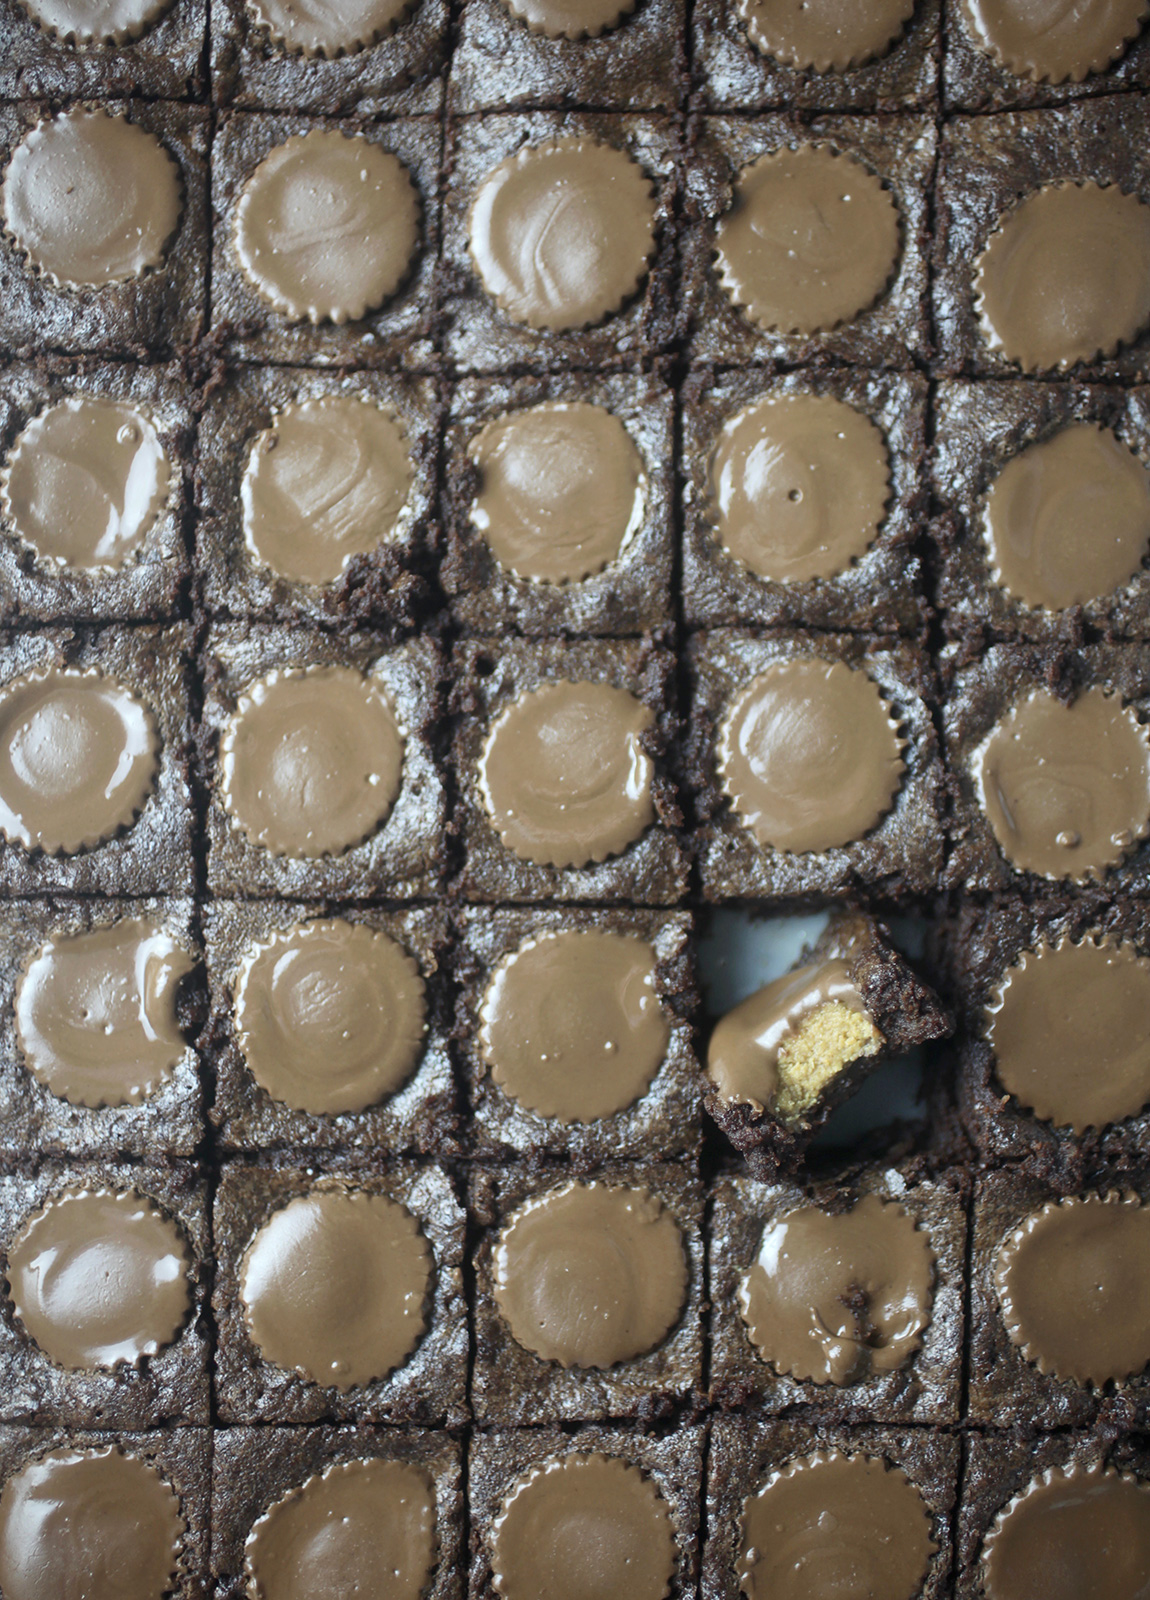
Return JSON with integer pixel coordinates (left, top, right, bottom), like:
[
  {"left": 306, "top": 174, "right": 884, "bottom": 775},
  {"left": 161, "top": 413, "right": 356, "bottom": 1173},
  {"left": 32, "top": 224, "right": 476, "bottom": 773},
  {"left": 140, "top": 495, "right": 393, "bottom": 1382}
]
[
  {"left": 1, "top": 109, "right": 181, "bottom": 288},
  {"left": 493, "top": 1180, "right": 687, "bottom": 1368},
  {"left": 982, "top": 1464, "right": 1150, "bottom": 1600},
  {"left": 16, "top": 0, "right": 174, "bottom": 43},
  {"left": 497, "top": 0, "right": 636, "bottom": 36},
  {"left": 479, "top": 929, "right": 669, "bottom": 1122},
  {"left": 736, "top": 0, "right": 916, "bottom": 70},
  {"left": 247, "top": 0, "right": 414, "bottom": 55},
  {"left": 960, "top": 0, "right": 1149, "bottom": 84},
  {"left": 716, "top": 145, "right": 901, "bottom": 336}
]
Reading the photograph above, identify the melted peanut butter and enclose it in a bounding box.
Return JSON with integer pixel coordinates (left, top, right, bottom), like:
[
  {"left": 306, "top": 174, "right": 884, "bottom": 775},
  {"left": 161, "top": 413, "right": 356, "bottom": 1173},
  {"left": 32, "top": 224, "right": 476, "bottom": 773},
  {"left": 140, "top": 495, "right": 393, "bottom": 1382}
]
[
  {"left": 974, "top": 687, "right": 1150, "bottom": 882},
  {"left": 718, "top": 657, "right": 905, "bottom": 854},
  {"left": 468, "top": 138, "right": 657, "bottom": 332},
  {"left": 248, "top": 0, "right": 413, "bottom": 54},
  {"left": 235, "top": 131, "right": 419, "bottom": 325},
  {"left": 493, "top": 1181, "right": 687, "bottom": 1368},
  {"left": 0, "top": 1446, "right": 184, "bottom": 1600},
  {"left": 469, "top": 402, "right": 645, "bottom": 584},
  {"left": 995, "top": 1194, "right": 1150, "bottom": 1384},
  {"left": 479, "top": 930, "right": 669, "bottom": 1122},
  {"left": 716, "top": 145, "right": 901, "bottom": 336},
  {"left": 1, "top": 109, "right": 181, "bottom": 288},
  {"left": 497, "top": 0, "right": 636, "bottom": 36},
  {"left": 15, "top": 919, "right": 193, "bottom": 1108},
  {"left": 985, "top": 423, "right": 1150, "bottom": 610},
  {"left": 491, "top": 1454, "right": 675, "bottom": 1600},
  {"left": 479, "top": 680, "right": 655, "bottom": 869},
  {"left": 0, "top": 667, "right": 158, "bottom": 856},
  {"left": 982, "top": 1464, "right": 1150, "bottom": 1600},
  {"left": 242, "top": 399, "right": 413, "bottom": 586},
  {"left": 961, "top": 0, "right": 1149, "bottom": 83},
  {"left": 240, "top": 1189, "right": 431, "bottom": 1390},
  {"left": 16, "top": 0, "right": 174, "bottom": 42},
  {"left": 736, "top": 0, "right": 916, "bottom": 70}
]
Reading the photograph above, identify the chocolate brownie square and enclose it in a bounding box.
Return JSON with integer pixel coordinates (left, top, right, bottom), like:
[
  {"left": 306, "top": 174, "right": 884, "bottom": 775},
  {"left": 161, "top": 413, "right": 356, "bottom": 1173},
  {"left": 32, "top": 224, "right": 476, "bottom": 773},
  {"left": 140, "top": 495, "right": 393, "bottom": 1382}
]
[
  {"left": 682, "top": 114, "right": 935, "bottom": 370},
  {"left": 448, "top": 0, "right": 686, "bottom": 113},
  {"left": 205, "top": 899, "right": 458, "bottom": 1155},
  {"left": 0, "top": 1161, "right": 210, "bottom": 1427},
  {"left": 705, "top": 1417, "right": 958, "bottom": 1600},
  {"left": 211, "top": 1426, "right": 464, "bottom": 1599},
  {"left": 0, "top": 360, "right": 193, "bottom": 624},
  {"left": 209, "top": 111, "right": 440, "bottom": 369},
  {"left": 195, "top": 364, "right": 439, "bottom": 629},
  {"left": 454, "top": 906, "right": 701, "bottom": 1161},
  {"left": 0, "top": 101, "right": 208, "bottom": 359},
  {"left": 932, "top": 379, "right": 1150, "bottom": 642},
  {"left": 469, "top": 1161, "right": 704, "bottom": 1424},
  {"left": 0, "top": 1425, "right": 210, "bottom": 1597},
  {"left": 440, "top": 111, "right": 680, "bottom": 373},
  {"left": 0, "top": 896, "right": 202, "bottom": 1160},
  {"left": 934, "top": 99, "right": 1150, "bottom": 381},
  {"left": 943, "top": 0, "right": 1150, "bottom": 111},
  {"left": 688, "top": 629, "right": 944, "bottom": 900},
  {"left": 0, "top": 0, "right": 206, "bottom": 100},
  {"left": 451, "top": 635, "right": 687, "bottom": 905},
  {"left": 202, "top": 624, "right": 445, "bottom": 900},
  {"left": 0, "top": 625, "right": 195, "bottom": 896},
  {"left": 443, "top": 368, "right": 675, "bottom": 637},
  {"left": 213, "top": 1158, "right": 467, "bottom": 1426},
  {"left": 692, "top": 0, "right": 939, "bottom": 113},
  {"left": 468, "top": 1424, "right": 705, "bottom": 1600},
  {"left": 708, "top": 1163, "right": 967, "bottom": 1423},
  {"left": 681, "top": 366, "right": 929, "bottom": 634}
]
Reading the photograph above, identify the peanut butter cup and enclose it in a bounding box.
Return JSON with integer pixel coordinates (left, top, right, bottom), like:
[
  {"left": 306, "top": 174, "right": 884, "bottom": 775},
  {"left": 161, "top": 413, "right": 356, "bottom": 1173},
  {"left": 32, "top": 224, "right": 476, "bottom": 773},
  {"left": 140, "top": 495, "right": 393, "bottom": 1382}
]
[
  {"left": 1, "top": 109, "right": 181, "bottom": 289},
  {"left": 468, "top": 138, "right": 657, "bottom": 331},
  {"left": 734, "top": 0, "right": 916, "bottom": 70},
  {"left": 15, "top": 0, "right": 175, "bottom": 43},
  {"left": 959, "top": 0, "right": 1149, "bottom": 83},
  {"left": 246, "top": 0, "right": 414, "bottom": 54},
  {"left": 981, "top": 1463, "right": 1150, "bottom": 1600},
  {"left": 497, "top": 0, "right": 636, "bottom": 36},
  {"left": 234, "top": 130, "right": 420, "bottom": 325}
]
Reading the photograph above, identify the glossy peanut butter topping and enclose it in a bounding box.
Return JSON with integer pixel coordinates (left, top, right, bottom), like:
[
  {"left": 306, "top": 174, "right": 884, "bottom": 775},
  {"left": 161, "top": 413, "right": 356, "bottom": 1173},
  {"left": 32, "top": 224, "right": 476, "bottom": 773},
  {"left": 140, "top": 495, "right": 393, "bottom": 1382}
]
[
  {"left": 491, "top": 1454, "right": 675, "bottom": 1600},
  {"left": 994, "top": 1193, "right": 1150, "bottom": 1384},
  {"left": 242, "top": 399, "right": 413, "bottom": 586},
  {"left": 493, "top": 1181, "right": 687, "bottom": 1368},
  {"left": 709, "top": 393, "right": 890, "bottom": 583},
  {"left": 16, "top": 0, "right": 174, "bottom": 43},
  {"left": 479, "top": 680, "right": 655, "bottom": 869},
  {"left": 220, "top": 666, "right": 405, "bottom": 858},
  {"left": 3, "top": 398, "right": 171, "bottom": 572},
  {"left": 1, "top": 110, "right": 181, "bottom": 288},
  {"left": 469, "top": 402, "right": 645, "bottom": 584},
  {"left": 248, "top": 0, "right": 413, "bottom": 54},
  {"left": 235, "top": 132, "right": 419, "bottom": 325},
  {"left": 985, "top": 424, "right": 1150, "bottom": 610},
  {"left": 235, "top": 919, "right": 426, "bottom": 1115},
  {"left": 469, "top": 138, "right": 657, "bottom": 332},
  {"left": 986, "top": 938, "right": 1150, "bottom": 1132},
  {"left": 719, "top": 657, "right": 904, "bottom": 853},
  {"left": 15, "top": 919, "right": 193, "bottom": 1108},
  {"left": 0, "top": 667, "right": 158, "bottom": 855},
  {"left": 982, "top": 1465, "right": 1150, "bottom": 1600},
  {"left": 960, "top": 0, "right": 1149, "bottom": 83},
  {"left": 716, "top": 145, "right": 901, "bottom": 336},
  {"left": 738, "top": 1195, "right": 934, "bottom": 1385},
  {"left": 740, "top": 1452, "right": 936, "bottom": 1600},
  {"left": 976, "top": 183, "right": 1150, "bottom": 371},
  {"left": 498, "top": 0, "right": 636, "bottom": 36},
  {"left": 0, "top": 1446, "right": 184, "bottom": 1600},
  {"left": 736, "top": 0, "right": 916, "bottom": 69},
  {"left": 245, "top": 1458, "right": 437, "bottom": 1600},
  {"left": 6, "top": 1188, "right": 191, "bottom": 1371},
  {"left": 240, "top": 1189, "right": 431, "bottom": 1389},
  {"left": 480, "top": 930, "right": 669, "bottom": 1122},
  {"left": 974, "top": 687, "right": 1150, "bottom": 882}
]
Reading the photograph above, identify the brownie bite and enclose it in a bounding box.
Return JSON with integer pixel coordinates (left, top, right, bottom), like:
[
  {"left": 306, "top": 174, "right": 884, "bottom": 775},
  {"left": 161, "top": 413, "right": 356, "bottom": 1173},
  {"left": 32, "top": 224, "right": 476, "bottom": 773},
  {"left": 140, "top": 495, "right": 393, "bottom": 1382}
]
[
  {"left": 202, "top": 623, "right": 445, "bottom": 900},
  {"left": 682, "top": 114, "right": 935, "bottom": 370},
  {"left": 0, "top": 1160, "right": 210, "bottom": 1427},
  {"left": 468, "top": 1423, "right": 705, "bottom": 1600},
  {"left": 681, "top": 366, "right": 929, "bottom": 635},
  {"left": 213, "top": 1157, "right": 467, "bottom": 1425},
  {"left": 705, "top": 1416, "right": 959, "bottom": 1600},
  {"left": 688, "top": 629, "right": 944, "bottom": 900},
  {"left": 0, "top": 100, "right": 208, "bottom": 359},
  {"left": 469, "top": 1161, "right": 704, "bottom": 1423},
  {"left": 443, "top": 368, "right": 675, "bottom": 637},
  {"left": 440, "top": 111, "right": 680, "bottom": 373},
  {"left": 209, "top": 110, "right": 441, "bottom": 368},
  {"left": 0, "top": 0, "right": 205, "bottom": 99},
  {"left": 454, "top": 906, "right": 701, "bottom": 1161},
  {"left": 205, "top": 899, "right": 458, "bottom": 1155},
  {"left": 943, "top": 0, "right": 1150, "bottom": 111},
  {"left": 211, "top": 1425, "right": 464, "bottom": 1599},
  {"left": 451, "top": 635, "right": 686, "bottom": 905}
]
